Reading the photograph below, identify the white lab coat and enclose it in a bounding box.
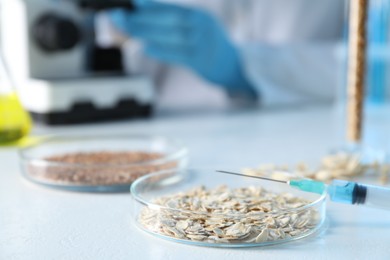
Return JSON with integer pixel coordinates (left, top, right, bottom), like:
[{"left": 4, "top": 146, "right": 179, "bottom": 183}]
[
  {"left": 181, "top": 0, "right": 347, "bottom": 106},
  {"left": 99, "top": 0, "right": 347, "bottom": 108}
]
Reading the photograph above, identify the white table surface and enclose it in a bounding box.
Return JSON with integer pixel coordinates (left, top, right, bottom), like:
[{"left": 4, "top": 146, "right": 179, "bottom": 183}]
[{"left": 1, "top": 105, "right": 390, "bottom": 260}]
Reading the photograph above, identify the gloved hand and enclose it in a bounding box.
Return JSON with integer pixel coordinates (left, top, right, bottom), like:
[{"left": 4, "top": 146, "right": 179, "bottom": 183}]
[{"left": 109, "top": 1, "right": 257, "bottom": 99}]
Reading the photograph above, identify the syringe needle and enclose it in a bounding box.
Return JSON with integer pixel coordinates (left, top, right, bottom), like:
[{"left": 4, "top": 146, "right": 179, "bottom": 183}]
[
  {"left": 216, "top": 170, "right": 288, "bottom": 184},
  {"left": 217, "top": 170, "right": 326, "bottom": 194}
]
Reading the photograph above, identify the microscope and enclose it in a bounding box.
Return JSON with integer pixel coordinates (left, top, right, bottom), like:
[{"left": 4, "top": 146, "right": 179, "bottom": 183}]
[{"left": 0, "top": 0, "right": 155, "bottom": 125}]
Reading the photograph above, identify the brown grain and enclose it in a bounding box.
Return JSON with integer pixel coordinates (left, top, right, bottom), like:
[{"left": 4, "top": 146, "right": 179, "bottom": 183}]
[
  {"left": 346, "top": 0, "right": 368, "bottom": 142},
  {"left": 28, "top": 151, "right": 177, "bottom": 186}
]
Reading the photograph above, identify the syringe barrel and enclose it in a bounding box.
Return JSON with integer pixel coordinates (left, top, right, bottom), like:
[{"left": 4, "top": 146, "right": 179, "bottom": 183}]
[
  {"left": 329, "top": 180, "right": 390, "bottom": 210},
  {"left": 364, "top": 184, "right": 390, "bottom": 210}
]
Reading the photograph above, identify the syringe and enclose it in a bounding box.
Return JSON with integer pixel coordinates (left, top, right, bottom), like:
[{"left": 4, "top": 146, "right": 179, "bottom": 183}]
[{"left": 217, "top": 171, "right": 390, "bottom": 210}]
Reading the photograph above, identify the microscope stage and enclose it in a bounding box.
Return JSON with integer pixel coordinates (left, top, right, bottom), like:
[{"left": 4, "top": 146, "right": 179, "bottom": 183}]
[{"left": 20, "top": 76, "right": 155, "bottom": 125}]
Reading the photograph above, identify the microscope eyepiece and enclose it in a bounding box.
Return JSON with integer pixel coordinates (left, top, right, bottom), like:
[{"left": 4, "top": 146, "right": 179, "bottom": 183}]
[
  {"left": 78, "top": 0, "right": 135, "bottom": 11},
  {"left": 33, "top": 14, "right": 81, "bottom": 52}
]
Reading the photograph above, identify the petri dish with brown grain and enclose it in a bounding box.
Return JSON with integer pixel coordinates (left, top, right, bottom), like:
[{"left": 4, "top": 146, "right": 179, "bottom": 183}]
[{"left": 19, "top": 135, "right": 188, "bottom": 192}]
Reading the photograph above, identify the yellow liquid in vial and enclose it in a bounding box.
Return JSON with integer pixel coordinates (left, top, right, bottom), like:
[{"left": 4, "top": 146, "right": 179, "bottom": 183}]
[{"left": 0, "top": 92, "right": 32, "bottom": 144}]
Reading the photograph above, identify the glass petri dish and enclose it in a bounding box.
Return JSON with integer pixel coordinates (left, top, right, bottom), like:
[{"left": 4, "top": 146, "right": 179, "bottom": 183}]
[
  {"left": 19, "top": 134, "right": 188, "bottom": 192},
  {"left": 131, "top": 169, "right": 327, "bottom": 248}
]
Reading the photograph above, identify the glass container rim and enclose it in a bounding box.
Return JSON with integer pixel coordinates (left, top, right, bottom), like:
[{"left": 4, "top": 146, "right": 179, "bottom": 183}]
[
  {"left": 131, "top": 168, "right": 328, "bottom": 218},
  {"left": 18, "top": 134, "right": 188, "bottom": 168}
]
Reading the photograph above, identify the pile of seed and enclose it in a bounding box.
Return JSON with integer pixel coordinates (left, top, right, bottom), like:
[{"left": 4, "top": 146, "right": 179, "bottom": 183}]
[
  {"left": 139, "top": 185, "right": 320, "bottom": 244},
  {"left": 243, "top": 152, "right": 389, "bottom": 184},
  {"left": 28, "top": 151, "right": 177, "bottom": 186}
]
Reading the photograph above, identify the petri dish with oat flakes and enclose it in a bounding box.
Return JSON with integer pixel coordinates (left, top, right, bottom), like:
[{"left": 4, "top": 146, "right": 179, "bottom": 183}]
[
  {"left": 131, "top": 169, "right": 327, "bottom": 247},
  {"left": 19, "top": 135, "right": 188, "bottom": 192}
]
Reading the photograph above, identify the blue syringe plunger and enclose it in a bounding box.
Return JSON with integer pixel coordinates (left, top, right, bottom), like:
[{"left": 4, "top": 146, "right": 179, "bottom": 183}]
[{"left": 327, "top": 180, "right": 367, "bottom": 205}]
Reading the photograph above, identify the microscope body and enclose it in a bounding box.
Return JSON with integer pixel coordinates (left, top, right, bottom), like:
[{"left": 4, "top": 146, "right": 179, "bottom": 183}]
[{"left": 0, "top": 0, "right": 154, "bottom": 125}]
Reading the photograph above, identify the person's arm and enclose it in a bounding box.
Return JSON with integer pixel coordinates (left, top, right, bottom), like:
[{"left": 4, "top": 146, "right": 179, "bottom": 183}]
[{"left": 108, "top": 1, "right": 258, "bottom": 102}]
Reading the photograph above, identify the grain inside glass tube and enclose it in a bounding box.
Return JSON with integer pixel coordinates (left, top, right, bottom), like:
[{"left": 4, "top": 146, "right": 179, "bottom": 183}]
[{"left": 346, "top": 0, "right": 368, "bottom": 142}]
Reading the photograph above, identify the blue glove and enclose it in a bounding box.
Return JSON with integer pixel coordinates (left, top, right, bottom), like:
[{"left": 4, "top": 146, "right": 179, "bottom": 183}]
[{"left": 109, "top": 1, "right": 257, "bottom": 100}]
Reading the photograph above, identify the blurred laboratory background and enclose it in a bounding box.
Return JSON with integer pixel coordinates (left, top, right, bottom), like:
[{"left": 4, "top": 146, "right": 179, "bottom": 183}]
[{"left": 0, "top": 0, "right": 389, "bottom": 126}]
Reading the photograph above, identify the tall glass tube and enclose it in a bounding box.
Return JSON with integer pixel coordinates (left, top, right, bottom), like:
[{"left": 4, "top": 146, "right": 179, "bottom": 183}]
[{"left": 367, "top": 0, "right": 390, "bottom": 104}]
